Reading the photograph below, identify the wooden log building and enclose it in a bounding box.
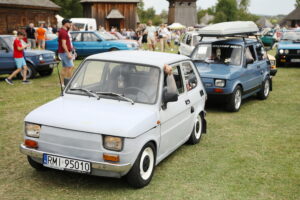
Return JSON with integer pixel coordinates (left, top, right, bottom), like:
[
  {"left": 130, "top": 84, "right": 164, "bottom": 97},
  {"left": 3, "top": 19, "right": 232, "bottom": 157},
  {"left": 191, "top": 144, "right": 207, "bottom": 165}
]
[
  {"left": 280, "top": 7, "right": 300, "bottom": 28},
  {"left": 0, "top": 0, "right": 60, "bottom": 34},
  {"left": 81, "top": 0, "right": 140, "bottom": 31},
  {"left": 168, "top": 0, "right": 197, "bottom": 27}
]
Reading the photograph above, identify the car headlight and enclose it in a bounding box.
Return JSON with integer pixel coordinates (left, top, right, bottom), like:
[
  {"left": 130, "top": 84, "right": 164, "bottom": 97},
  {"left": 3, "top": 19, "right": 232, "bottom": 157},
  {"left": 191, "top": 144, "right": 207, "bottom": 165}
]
[
  {"left": 39, "top": 55, "right": 44, "bottom": 61},
  {"left": 25, "top": 123, "right": 41, "bottom": 138},
  {"left": 103, "top": 136, "right": 123, "bottom": 151},
  {"left": 284, "top": 49, "right": 289, "bottom": 54},
  {"left": 126, "top": 44, "right": 133, "bottom": 48},
  {"left": 279, "top": 49, "right": 284, "bottom": 54},
  {"left": 215, "top": 79, "right": 226, "bottom": 87},
  {"left": 53, "top": 54, "right": 56, "bottom": 60}
]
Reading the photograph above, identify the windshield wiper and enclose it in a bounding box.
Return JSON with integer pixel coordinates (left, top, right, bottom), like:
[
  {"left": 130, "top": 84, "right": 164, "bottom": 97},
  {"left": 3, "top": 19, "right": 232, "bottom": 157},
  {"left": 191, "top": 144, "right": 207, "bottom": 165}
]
[
  {"left": 70, "top": 88, "right": 100, "bottom": 99},
  {"left": 96, "top": 92, "right": 135, "bottom": 105}
]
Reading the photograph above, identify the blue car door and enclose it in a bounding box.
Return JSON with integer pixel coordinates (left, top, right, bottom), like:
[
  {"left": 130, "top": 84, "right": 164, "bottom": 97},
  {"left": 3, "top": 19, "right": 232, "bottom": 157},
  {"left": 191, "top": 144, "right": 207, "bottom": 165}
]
[
  {"left": 81, "top": 32, "right": 104, "bottom": 56},
  {"left": 0, "top": 38, "right": 15, "bottom": 72},
  {"left": 255, "top": 45, "right": 268, "bottom": 83},
  {"left": 243, "top": 45, "right": 261, "bottom": 91}
]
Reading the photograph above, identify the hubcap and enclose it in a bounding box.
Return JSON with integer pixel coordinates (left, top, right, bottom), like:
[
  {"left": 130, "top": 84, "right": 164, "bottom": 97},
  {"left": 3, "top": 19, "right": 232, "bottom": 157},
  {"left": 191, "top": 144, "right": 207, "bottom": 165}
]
[
  {"left": 21, "top": 67, "right": 32, "bottom": 79},
  {"left": 264, "top": 80, "right": 270, "bottom": 97},
  {"left": 139, "top": 147, "right": 154, "bottom": 180},
  {"left": 194, "top": 115, "right": 202, "bottom": 140},
  {"left": 234, "top": 89, "right": 242, "bottom": 110}
]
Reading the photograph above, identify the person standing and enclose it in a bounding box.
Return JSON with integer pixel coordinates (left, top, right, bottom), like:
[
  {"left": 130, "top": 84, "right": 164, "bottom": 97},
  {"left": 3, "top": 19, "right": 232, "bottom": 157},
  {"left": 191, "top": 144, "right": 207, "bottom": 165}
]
[
  {"left": 144, "top": 20, "right": 157, "bottom": 51},
  {"left": 36, "top": 23, "right": 47, "bottom": 49},
  {"left": 25, "top": 23, "right": 36, "bottom": 49},
  {"left": 5, "top": 31, "right": 30, "bottom": 85},
  {"left": 58, "top": 19, "right": 74, "bottom": 85},
  {"left": 158, "top": 24, "right": 168, "bottom": 52}
]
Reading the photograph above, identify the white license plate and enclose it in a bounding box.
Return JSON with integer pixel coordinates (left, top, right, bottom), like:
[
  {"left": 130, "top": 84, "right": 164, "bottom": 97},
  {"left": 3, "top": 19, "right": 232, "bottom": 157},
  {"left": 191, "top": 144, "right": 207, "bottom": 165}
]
[
  {"left": 291, "top": 59, "right": 300, "bottom": 63},
  {"left": 43, "top": 154, "right": 91, "bottom": 173}
]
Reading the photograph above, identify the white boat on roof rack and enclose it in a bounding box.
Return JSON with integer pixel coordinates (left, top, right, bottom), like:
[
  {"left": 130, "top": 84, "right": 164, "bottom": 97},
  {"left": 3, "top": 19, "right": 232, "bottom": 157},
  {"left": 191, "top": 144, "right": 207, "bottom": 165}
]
[{"left": 198, "top": 21, "right": 259, "bottom": 37}]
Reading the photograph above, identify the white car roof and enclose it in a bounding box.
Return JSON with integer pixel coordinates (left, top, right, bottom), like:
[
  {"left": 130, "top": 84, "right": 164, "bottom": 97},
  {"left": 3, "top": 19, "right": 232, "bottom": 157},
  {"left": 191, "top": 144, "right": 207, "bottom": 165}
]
[
  {"left": 87, "top": 51, "right": 190, "bottom": 68},
  {"left": 198, "top": 21, "right": 259, "bottom": 37}
]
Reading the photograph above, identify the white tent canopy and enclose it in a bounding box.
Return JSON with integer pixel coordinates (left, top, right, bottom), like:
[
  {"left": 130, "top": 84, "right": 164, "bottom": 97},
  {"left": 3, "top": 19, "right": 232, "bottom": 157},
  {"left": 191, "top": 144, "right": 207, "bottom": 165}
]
[{"left": 168, "top": 23, "right": 186, "bottom": 30}]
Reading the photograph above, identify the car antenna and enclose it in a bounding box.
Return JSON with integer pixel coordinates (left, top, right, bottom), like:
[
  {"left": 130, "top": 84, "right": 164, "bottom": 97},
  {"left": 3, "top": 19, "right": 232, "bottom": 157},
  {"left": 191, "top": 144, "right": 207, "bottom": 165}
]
[{"left": 56, "top": 64, "right": 64, "bottom": 96}]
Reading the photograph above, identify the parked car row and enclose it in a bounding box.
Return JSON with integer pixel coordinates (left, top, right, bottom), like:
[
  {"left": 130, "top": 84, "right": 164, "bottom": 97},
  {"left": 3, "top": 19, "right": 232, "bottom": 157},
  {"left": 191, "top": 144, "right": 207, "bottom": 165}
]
[{"left": 18, "top": 21, "right": 278, "bottom": 189}]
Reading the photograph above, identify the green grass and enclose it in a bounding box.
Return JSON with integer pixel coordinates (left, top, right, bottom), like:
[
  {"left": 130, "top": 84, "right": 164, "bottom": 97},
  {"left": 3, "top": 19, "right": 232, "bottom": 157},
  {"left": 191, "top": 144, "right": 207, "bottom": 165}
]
[{"left": 0, "top": 49, "right": 299, "bottom": 200}]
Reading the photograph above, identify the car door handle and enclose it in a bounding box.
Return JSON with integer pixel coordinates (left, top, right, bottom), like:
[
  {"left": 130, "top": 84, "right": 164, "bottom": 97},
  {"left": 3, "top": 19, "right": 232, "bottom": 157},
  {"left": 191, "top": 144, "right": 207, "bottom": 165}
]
[
  {"left": 191, "top": 106, "right": 195, "bottom": 114},
  {"left": 185, "top": 100, "right": 190, "bottom": 105},
  {"left": 257, "top": 65, "right": 261, "bottom": 69},
  {"left": 200, "top": 90, "right": 204, "bottom": 97}
]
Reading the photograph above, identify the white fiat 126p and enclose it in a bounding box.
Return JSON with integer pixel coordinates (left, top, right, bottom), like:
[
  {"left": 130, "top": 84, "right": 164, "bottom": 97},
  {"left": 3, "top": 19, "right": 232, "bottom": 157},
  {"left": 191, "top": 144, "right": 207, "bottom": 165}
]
[{"left": 20, "top": 51, "right": 207, "bottom": 188}]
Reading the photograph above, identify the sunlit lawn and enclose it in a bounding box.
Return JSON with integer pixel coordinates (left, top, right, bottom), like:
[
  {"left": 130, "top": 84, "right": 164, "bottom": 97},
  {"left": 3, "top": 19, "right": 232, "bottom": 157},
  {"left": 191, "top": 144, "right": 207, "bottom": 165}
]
[{"left": 0, "top": 47, "right": 299, "bottom": 200}]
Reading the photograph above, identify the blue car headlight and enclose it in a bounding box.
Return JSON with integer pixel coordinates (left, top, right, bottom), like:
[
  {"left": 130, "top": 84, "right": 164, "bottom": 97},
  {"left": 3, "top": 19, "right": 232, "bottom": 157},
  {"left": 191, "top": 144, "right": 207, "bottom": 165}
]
[
  {"left": 279, "top": 49, "right": 284, "bottom": 54},
  {"left": 215, "top": 79, "right": 226, "bottom": 87},
  {"left": 126, "top": 44, "right": 134, "bottom": 48}
]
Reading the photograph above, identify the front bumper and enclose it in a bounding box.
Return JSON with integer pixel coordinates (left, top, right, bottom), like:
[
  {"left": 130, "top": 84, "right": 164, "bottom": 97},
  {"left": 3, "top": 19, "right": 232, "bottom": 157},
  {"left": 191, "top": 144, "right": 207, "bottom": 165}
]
[
  {"left": 37, "top": 61, "right": 59, "bottom": 69},
  {"left": 20, "top": 144, "right": 132, "bottom": 176}
]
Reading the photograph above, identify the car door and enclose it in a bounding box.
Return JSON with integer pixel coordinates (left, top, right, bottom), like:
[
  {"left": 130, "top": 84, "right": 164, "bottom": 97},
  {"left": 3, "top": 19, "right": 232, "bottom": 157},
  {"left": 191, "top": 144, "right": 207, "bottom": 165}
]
[
  {"left": 180, "top": 61, "right": 204, "bottom": 134},
  {"left": 81, "top": 32, "right": 103, "bottom": 56},
  {"left": 255, "top": 44, "right": 268, "bottom": 83},
  {"left": 0, "top": 38, "right": 15, "bottom": 72},
  {"left": 159, "top": 63, "right": 191, "bottom": 158},
  {"left": 242, "top": 45, "right": 261, "bottom": 91}
]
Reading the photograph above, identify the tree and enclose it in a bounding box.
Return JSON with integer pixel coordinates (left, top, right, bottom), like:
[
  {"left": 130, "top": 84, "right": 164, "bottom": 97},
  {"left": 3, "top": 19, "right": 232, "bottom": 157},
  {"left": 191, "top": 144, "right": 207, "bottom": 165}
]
[
  {"left": 214, "top": 0, "right": 238, "bottom": 23},
  {"left": 51, "top": 0, "right": 83, "bottom": 18},
  {"left": 296, "top": 0, "right": 300, "bottom": 7}
]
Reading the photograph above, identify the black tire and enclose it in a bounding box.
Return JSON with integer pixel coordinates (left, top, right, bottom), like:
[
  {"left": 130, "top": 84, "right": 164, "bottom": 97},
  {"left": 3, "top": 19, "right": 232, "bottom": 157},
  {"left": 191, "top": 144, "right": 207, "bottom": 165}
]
[
  {"left": 226, "top": 85, "right": 242, "bottom": 112},
  {"left": 187, "top": 114, "right": 203, "bottom": 145},
  {"left": 39, "top": 68, "right": 53, "bottom": 77},
  {"left": 126, "top": 142, "right": 156, "bottom": 188},
  {"left": 19, "top": 63, "right": 37, "bottom": 79},
  {"left": 257, "top": 78, "right": 270, "bottom": 100},
  {"left": 27, "top": 156, "right": 47, "bottom": 171}
]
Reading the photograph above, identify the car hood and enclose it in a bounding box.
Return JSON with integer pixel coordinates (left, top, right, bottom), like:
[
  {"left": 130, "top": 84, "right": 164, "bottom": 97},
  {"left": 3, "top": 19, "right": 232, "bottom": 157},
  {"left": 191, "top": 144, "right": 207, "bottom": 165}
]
[
  {"left": 194, "top": 62, "right": 242, "bottom": 80},
  {"left": 278, "top": 41, "right": 300, "bottom": 49},
  {"left": 25, "top": 95, "right": 158, "bottom": 138},
  {"left": 25, "top": 49, "right": 54, "bottom": 56}
]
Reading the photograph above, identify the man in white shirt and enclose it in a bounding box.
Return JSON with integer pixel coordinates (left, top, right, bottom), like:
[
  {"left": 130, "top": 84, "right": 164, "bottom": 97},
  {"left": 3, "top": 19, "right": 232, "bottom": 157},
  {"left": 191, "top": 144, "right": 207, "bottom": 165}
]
[{"left": 144, "top": 20, "right": 157, "bottom": 51}]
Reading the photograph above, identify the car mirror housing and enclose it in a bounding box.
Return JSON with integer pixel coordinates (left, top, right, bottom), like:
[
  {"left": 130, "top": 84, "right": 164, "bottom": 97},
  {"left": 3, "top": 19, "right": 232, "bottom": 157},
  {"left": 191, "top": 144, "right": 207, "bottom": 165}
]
[
  {"left": 162, "top": 87, "right": 178, "bottom": 110},
  {"left": 246, "top": 58, "right": 254, "bottom": 65},
  {"left": 1, "top": 46, "right": 9, "bottom": 52},
  {"left": 97, "top": 39, "right": 102, "bottom": 42}
]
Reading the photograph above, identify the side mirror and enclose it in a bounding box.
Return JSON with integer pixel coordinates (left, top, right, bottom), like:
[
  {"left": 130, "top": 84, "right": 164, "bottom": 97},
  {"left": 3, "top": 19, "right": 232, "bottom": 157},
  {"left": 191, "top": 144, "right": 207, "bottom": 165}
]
[
  {"left": 1, "top": 46, "right": 9, "bottom": 52},
  {"left": 97, "top": 39, "right": 102, "bottom": 42},
  {"left": 246, "top": 58, "right": 254, "bottom": 65},
  {"left": 189, "top": 75, "right": 197, "bottom": 85},
  {"left": 64, "top": 78, "right": 70, "bottom": 86},
  {"left": 162, "top": 87, "right": 178, "bottom": 109}
]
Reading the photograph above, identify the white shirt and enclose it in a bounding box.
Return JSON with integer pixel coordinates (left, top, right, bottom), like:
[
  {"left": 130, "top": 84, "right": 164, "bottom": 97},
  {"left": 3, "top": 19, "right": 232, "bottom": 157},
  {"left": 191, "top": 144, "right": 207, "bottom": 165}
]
[{"left": 145, "top": 26, "right": 156, "bottom": 38}]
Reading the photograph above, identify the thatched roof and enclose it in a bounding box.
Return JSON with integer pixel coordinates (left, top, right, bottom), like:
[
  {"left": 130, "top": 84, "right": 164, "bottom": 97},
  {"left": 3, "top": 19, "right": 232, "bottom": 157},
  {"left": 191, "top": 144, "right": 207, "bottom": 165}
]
[
  {"left": 0, "top": 0, "right": 60, "bottom": 10},
  {"left": 284, "top": 7, "right": 300, "bottom": 20},
  {"left": 256, "top": 17, "right": 273, "bottom": 28},
  {"left": 81, "top": 0, "right": 140, "bottom": 3}
]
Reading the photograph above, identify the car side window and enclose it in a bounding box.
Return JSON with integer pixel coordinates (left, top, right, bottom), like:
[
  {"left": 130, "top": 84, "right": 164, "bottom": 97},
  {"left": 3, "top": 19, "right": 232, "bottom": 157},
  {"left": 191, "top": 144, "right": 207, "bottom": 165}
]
[
  {"left": 0, "top": 39, "right": 7, "bottom": 51},
  {"left": 245, "top": 45, "right": 257, "bottom": 62},
  {"left": 181, "top": 34, "right": 187, "bottom": 44},
  {"left": 181, "top": 62, "right": 198, "bottom": 91},
  {"left": 170, "top": 65, "right": 185, "bottom": 94},
  {"left": 83, "top": 33, "right": 98, "bottom": 42},
  {"left": 186, "top": 35, "right": 192, "bottom": 46},
  {"left": 256, "top": 45, "right": 266, "bottom": 61},
  {"left": 71, "top": 33, "right": 82, "bottom": 42}
]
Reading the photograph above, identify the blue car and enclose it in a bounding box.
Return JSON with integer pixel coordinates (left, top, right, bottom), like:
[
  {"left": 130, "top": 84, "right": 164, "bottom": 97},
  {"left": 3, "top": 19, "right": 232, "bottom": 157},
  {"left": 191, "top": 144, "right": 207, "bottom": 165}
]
[
  {"left": 191, "top": 38, "right": 272, "bottom": 112},
  {"left": 0, "top": 35, "right": 58, "bottom": 79},
  {"left": 276, "top": 30, "right": 300, "bottom": 67},
  {"left": 46, "top": 31, "right": 139, "bottom": 57}
]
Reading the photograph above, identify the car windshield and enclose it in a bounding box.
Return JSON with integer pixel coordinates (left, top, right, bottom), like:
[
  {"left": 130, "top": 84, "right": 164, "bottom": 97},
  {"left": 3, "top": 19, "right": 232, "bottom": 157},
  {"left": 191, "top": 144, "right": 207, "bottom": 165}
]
[
  {"left": 192, "top": 35, "right": 201, "bottom": 46},
  {"left": 281, "top": 32, "right": 300, "bottom": 41},
  {"left": 98, "top": 32, "right": 117, "bottom": 40},
  {"left": 2, "top": 36, "right": 14, "bottom": 50},
  {"left": 67, "top": 60, "right": 160, "bottom": 104},
  {"left": 73, "top": 23, "right": 85, "bottom": 30},
  {"left": 192, "top": 43, "right": 243, "bottom": 66}
]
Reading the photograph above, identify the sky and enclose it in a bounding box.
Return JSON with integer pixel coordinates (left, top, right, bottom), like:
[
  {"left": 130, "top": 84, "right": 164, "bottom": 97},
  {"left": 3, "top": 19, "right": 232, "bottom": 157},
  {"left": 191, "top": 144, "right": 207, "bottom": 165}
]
[{"left": 144, "top": 0, "right": 296, "bottom": 16}]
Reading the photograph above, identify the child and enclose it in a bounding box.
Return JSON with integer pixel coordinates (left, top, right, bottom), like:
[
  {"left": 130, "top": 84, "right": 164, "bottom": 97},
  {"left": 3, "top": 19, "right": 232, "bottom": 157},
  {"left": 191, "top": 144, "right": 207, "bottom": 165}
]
[{"left": 5, "top": 31, "right": 30, "bottom": 85}]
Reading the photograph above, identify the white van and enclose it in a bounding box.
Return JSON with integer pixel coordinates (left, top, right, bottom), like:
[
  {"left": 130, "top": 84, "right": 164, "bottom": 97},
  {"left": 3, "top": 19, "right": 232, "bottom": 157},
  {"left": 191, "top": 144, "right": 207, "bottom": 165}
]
[{"left": 70, "top": 18, "right": 97, "bottom": 31}]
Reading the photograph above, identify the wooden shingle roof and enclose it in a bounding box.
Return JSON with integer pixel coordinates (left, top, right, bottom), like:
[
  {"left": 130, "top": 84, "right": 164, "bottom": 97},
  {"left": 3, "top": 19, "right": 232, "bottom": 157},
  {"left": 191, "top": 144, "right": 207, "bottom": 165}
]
[
  {"left": 0, "top": 0, "right": 60, "bottom": 10},
  {"left": 283, "top": 7, "right": 300, "bottom": 20}
]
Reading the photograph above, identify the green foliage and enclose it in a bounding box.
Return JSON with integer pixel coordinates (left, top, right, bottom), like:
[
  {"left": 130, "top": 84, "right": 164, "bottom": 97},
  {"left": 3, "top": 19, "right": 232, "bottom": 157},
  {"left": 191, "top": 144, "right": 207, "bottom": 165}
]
[
  {"left": 296, "top": 0, "right": 300, "bottom": 7},
  {"left": 51, "top": 0, "right": 83, "bottom": 18},
  {"left": 214, "top": 0, "right": 238, "bottom": 23},
  {"left": 138, "top": 0, "right": 163, "bottom": 25}
]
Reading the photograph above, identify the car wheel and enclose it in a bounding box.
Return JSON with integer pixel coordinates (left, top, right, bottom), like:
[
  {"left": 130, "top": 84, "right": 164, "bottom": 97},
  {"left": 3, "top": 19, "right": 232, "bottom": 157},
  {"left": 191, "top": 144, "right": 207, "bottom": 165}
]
[
  {"left": 109, "top": 48, "right": 119, "bottom": 51},
  {"left": 226, "top": 86, "right": 242, "bottom": 112},
  {"left": 27, "top": 156, "right": 47, "bottom": 171},
  {"left": 19, "top": 63, "right": 37, "bottom": 79},
  {"left": 126, "top": 142, "right": 156, "bottom": 188},
  {"left": 187, "top": 114, "right": 203, "bottom": 145},
  {"left": 257, "top": 78, "right": 270, "bottom": 100},
  {"left": 39, "top": 69, "right": 53, "bottom": 77}
]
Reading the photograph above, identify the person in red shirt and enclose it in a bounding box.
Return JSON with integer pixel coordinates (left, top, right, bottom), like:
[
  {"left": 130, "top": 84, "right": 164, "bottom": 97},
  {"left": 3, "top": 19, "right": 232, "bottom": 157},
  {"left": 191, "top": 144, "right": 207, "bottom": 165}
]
[
  {"left": 5, "top": 31, "right": 30, "bottom": 85},
  {"left": 58, "top": 19, "right": 74, "bottom": 85}
]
